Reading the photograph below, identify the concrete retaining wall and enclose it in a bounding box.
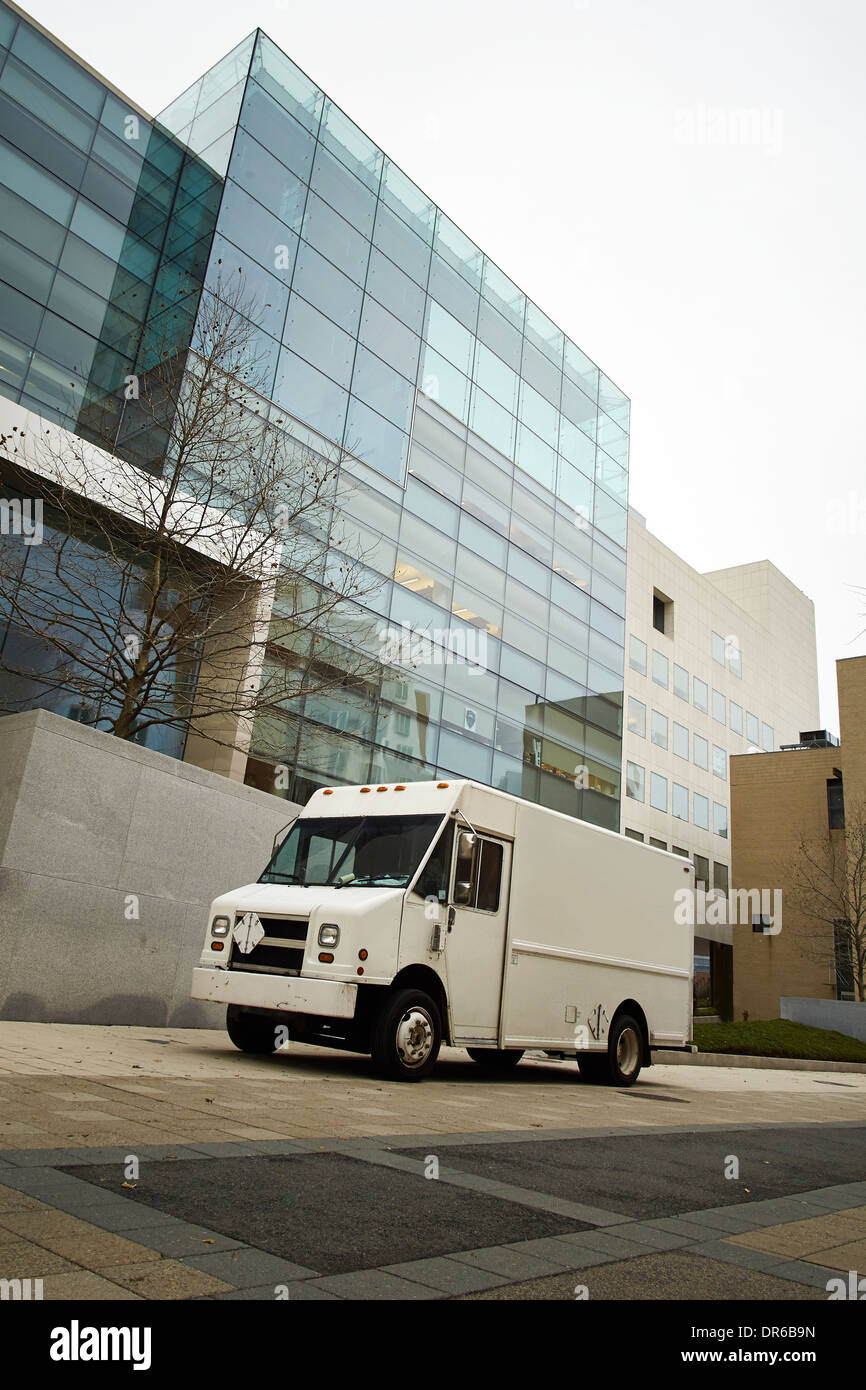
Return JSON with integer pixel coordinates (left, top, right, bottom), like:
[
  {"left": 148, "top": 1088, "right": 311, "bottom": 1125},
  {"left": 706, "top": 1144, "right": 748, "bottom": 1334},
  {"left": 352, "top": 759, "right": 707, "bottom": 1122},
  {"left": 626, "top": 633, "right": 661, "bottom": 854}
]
[
  {"left": 780, "top": 996, "right": 866, "bottom": 1043},
  {"left": 0, "top": 710, "right": 299, "bottom": 1027}
]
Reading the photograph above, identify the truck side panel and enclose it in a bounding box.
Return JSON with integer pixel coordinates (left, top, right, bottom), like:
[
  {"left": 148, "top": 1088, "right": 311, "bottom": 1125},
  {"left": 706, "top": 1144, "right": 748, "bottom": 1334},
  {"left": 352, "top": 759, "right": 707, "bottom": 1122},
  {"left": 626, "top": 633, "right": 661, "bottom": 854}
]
[{"left": 499, "top": 800, "right": 693, "bottom": 1050}]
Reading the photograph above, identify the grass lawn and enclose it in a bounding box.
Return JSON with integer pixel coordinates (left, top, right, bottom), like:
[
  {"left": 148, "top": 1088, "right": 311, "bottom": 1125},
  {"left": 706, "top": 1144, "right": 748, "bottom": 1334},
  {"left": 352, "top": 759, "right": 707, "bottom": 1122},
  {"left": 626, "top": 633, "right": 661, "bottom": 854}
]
[{"left": 693, "top": 1017, "right": 866, "bottom": 1064}]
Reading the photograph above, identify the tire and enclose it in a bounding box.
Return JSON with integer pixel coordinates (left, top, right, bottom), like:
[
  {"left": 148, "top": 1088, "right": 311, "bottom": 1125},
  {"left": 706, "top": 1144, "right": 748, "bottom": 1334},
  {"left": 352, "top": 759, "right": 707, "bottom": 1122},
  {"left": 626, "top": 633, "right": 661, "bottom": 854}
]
[
  {"left": 579, "top": 1014, "right": 644, "bottom": 1087},
  {"left": 371, "top": 989, "right": 441, "bottom": 1081},
  {"left": 467, "top": 1048, "right": 524, "bottom": 1071},
  {"left": 226, "top": 1005, "right": 278, "bottom": 1055}
]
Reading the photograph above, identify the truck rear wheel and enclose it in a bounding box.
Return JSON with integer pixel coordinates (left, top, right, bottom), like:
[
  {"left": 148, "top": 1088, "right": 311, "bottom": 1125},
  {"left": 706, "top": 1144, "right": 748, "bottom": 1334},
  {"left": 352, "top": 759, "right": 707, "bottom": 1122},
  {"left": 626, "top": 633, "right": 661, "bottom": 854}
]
[
  {"left": 226, "top": 1006, "right": 278, "bottom": 1056},
  {"left": 371, "top": 989, "right": 441, "bottom": 1082},
  {"left": 578, "top": 1014, "right": 643, "bottom": 1086},
  {"left": 467, "top": 1048, "right": 524, "bottom": 1071}
]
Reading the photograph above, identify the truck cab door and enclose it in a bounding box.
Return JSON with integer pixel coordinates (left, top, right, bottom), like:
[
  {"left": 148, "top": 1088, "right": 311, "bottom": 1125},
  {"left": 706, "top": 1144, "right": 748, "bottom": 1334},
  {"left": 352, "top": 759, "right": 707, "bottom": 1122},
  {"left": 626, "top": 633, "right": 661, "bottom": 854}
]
[{"left": 444, "top": 828, "right": 511, "bottom": 1044}]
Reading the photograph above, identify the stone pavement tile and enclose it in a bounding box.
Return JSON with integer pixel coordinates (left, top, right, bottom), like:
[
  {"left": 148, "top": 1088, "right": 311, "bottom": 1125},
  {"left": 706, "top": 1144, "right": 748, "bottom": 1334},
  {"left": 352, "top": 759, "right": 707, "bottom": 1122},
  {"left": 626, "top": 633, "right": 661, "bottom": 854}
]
[
  {"left": 0, "top": 1209, "right": 163, "bottom": 1268},
  {"left": 777, "top": 1188, "right": 862, "bottom": 1211},
  {"left": 643, "top": 1216, "right": 723, "bottom": 1240},
  {"left": 451, "top": 1246, "right": 571, "bottom": 1280},
  {"left": 729, "top": 1209, "right": 866, "bottom": 1258},
  {"left": 0, "top": 1239, "right": 79, "bottom": 1277},
  {"left": 679, "top": 1208, "right": 779, "bottom": 1235},
  {"left": 555, "top": 1228, "right": 658, "bottom": 1259},
  {"left": 98, "top": 1258, "right": 235, "bottom": 1299},
  {"left": 116, "top": 1223, "right": 244, "bottom": 1259},
  {"left": 503, "top": 1237, "right": 616, "bottom": 1270},
  {"left": 611, "top": 1224, "right": 696, "bottom": 1251},
  {"left": 689, "top": 1239, "right": 788, "bottom": 1272},
  {"left": 0, "top": 1183, "right": 51, "bottom": 1213},
  {"left": 39, "top": 1269, "right": 144, "bottom": 1300},
  {"left": 381, "top": 1256, "right": 509, "bottom": 1295},
  {"left": 308, "top": 1270, "right": 444, "bottom": 1300},
  {"left": 211, "top": 1281, "right": 339, "bottom": 1300},
  {"left": 807, "top": 1239, "right": 866, "bottom": 1270},
  {"left": 770, "top": 1259, "right": 845, "bottom": 1290},
  {"left": 59, "top": 1203, "right": 183, "bottom": 1234},
  {"left": 456, "top": 1250, "right": 828, "bottom": 1301},
  {"left": 180, "top": 1248, "right": 316, "bottom": 1286}
]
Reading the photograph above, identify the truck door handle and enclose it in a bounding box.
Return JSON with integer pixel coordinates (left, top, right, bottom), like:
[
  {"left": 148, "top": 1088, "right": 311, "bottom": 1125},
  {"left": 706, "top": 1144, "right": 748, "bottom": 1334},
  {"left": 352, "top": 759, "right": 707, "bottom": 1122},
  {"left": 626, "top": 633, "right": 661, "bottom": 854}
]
[{"left": 447, "top": 905, "right": 455, "bottom": 929}]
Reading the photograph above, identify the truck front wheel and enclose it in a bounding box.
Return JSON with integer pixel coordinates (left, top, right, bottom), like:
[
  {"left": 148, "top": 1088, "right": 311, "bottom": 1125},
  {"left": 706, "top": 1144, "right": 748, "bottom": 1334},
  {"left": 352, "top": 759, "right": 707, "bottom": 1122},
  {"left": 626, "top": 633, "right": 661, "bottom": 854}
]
[
  {"left": 371, "top": 989, "right": 441, "bottom": 1082},
  {"left": 226, "top": 1006, "right": 278, "bottom": 1056}
]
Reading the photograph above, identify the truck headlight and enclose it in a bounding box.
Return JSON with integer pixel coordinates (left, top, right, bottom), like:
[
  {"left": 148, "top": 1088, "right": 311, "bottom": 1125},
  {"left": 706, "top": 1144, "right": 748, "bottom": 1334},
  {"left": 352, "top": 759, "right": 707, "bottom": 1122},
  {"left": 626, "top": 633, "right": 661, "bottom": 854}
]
[
  {"left": 318, "top": 923, "right": 340, "bottom": 947},
  {"left": 211, "top": 917, "right": 231, "bottom": 937}
]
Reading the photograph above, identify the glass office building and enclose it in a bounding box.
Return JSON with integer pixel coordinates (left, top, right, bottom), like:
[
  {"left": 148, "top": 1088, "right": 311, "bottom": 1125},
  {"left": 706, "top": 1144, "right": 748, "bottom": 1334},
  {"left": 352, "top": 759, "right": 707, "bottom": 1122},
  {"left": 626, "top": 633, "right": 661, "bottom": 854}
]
[{"left": 0, "top": 5, "right": 630, "bottom": 829}]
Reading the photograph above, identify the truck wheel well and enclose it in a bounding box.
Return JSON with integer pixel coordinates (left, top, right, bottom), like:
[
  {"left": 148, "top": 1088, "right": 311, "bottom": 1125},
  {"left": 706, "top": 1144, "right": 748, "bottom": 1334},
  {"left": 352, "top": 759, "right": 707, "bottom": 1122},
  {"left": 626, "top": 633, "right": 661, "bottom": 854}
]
[
  {"left": 611, "top": 1000, "right": 651, "bottom": 1065},
  {"left": 390, "top": 966, "right": 450, "bottom": 1043}
]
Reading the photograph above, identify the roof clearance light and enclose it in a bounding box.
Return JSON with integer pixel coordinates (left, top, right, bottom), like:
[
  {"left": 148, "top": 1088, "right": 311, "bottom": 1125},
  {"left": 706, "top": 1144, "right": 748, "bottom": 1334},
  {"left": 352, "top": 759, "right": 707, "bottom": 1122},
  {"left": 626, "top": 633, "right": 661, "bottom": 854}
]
[
  {"left": 395, "top": 784, "right": 406, "bottom": 791},
  {"left": 376, "top": 785, "right": 388, "bottom": 792},
  {"left": 437, "top": 782, "right": 449, "bottom": 789},
  {"left": 360, "top": 786, "right": 371, "bottom": 793},
  {"left": 323, "top": 789, "right": 334, "bottom": 795}
]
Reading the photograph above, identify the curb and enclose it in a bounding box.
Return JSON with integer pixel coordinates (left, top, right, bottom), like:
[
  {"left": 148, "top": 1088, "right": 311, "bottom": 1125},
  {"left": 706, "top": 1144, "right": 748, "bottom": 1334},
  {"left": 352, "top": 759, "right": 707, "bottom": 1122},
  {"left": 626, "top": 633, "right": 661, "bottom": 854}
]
[{"left": 655, "top": 1050, "right": 866, "bottom": 1075}]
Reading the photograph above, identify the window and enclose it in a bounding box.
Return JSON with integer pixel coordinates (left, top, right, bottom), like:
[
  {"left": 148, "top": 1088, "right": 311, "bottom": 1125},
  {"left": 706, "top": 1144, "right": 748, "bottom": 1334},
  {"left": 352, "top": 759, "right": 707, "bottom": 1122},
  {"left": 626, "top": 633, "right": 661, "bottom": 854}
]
[
  {"left": 673, "top": 722, "right": 689, "bottom": 759},
  {"left": 693, "top": 735, "right": 709, "bottom": 770},
  {"left": 694, "top": 853, "right": 710, "bottom": 889},
  {"left": 730, "top": 701, "right": 743, "bottom": 735},
  {"left": 652, "top": 588, "right": 673, "bottom": 636},
  {"left": 453, "top": 830, "right": 504, "bottom": 912},
  {"left": 827, "top": 777, "right": 845, "bottom": 830},
  {"left": 746, "top": 712, "right": 760, "bottom": 746},
  {"left": 652, "top": 650, "right": 669, "bottom": 689},
  {"left": 673, "top": 783, "right": 689, "bottom": 821},
  {"left": 712, "top": 689, "right": 725, "bottom": 724},
  {"left": 624, "top": 828, "right": 644, "bottom": 842},
  {"left": 628, "top": 697, "right": 646, "bottom": 738},
  {"left": 713, "top": 802, "right": 728, "bottom": 838},
  {"left": 727, "top": 640, "right": 742, "bottom": 677},
  {"left": 712, "top": 746, "right": 727, "bottom": 780},
  {"left": 649, "top": 836, "right": 667, "bottom": 850},
  {"left": 626, "top": 762, "right": 645, "bottom": 802},
  {"left": 694, "top": 794, "right": 709, "bottom": 830},
  {"left": 413, "top": 819, "right": 455, "bottom": 901},
  {"left": 629, "top": 634, "right": 647, "bottom": 676},
  {"left": 650, "top": 773, "right": 668, "bottom": 812},
  {"left": 651, "top": 710, "right": 669, "bottom": 750},
  {"left": 673, "top": 663, "right": 689, "bottom": 700},
  {"left": 672, "top": 846, "right": 689, "bottom": 857},
  {"left": 762, "top": 722, "right": 774, "bottom": 752},
  {"left": 713, "top": 862, "right": 729, "bottom": 895},
  {"left": 693, "top": 677, "right": 708, "bottom": 713},
  {"left": 653, "top": 594, "right": 665, "bottom": 633},
  {"left": 834, "top": 921, "right": 855, "bottom": 1000},
  {"left": 712, "top": 631, "right": 726, "bottom": 665}
]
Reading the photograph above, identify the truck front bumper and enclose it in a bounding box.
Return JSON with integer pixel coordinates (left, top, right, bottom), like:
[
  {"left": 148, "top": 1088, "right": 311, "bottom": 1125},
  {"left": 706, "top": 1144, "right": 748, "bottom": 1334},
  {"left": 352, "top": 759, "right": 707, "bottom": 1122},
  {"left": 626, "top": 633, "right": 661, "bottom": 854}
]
[{"left": 191, "top": 968, "right": 358, "bottom": 1019}]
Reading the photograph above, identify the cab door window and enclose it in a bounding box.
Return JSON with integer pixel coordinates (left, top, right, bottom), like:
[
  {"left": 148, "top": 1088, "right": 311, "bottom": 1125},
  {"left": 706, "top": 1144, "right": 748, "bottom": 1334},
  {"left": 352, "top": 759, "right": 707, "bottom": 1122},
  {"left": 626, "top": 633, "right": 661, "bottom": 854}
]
[{"left": 453, "top": 831, "right": 504, "bottom": 913}]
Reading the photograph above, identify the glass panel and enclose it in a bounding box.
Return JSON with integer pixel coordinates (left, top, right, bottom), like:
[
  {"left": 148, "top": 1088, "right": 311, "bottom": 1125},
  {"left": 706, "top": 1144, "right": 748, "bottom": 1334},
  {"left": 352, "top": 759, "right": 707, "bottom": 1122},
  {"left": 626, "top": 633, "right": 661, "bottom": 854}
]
[
  {"left": 291, "top": 240, "right": 364, "bottom": 335},
  {"left": 762, "top": 722, "right": 774, "bottom": 751},
  {"left": 359, "top": 296, "right": 420, "bottom": 380},
  {"left": 468, "top": 388, "right": 514, "bottom": 461},
  {"left": 693, "top": 734, "right": 709, "bottom": 770},
  {"left": 425, "top": 298, "right": 474, "bottom": 375},
  {"left": 712, "top": 688, "right": 725, "bottom": 724},
  {"left": 251, "top": 35, "right": 324, "bottom": 134},
  {"left": 228, "top": 128, "right": 308, "bottom": 230},
  {"left": 652, "top": 650, "right": 669, "bottom": 689},
  {"left": 673, "top": 663, "right": 689, "bottom": 700},
  {"left": 273, "top": 346, "right": 349, "bottom": 441},
  {"left": 419, "top": 345, "right": 469, "bottom": 423},
  {"left": 366, "top": 247, "right": 426, "bottom": 333},
  {"left": 730, "top": 701, "right": 743, "bottom": 735},
  {"left": 284, "top": 293, "right": 355, "bottom": 388},
  {"left": 747, "top": 712, "right": 760, "bottom": 744},
  {"left": 238, "top": 80, "right": 316, "bottom": 182},
  {"left": 693, "top": 676, "right": 708, "bottom": 712},
  {"left": 651, "top": 709, "right": 668, "bottom": 749},
  {"left": 302, "top": 192, "right": 370, "bottom": 284},
  {"left": 650, "top": 772, "right": 667, "bottom": 812},
  {"left": 673, "top": 784, "right": 689, "bottom": 821},
  {"left": 319, "top": 98, "right": 383, "bottom": 192},
  {"left": 713, "top": 745, "right": 727, "bottom": 779},
  {"left": 345, "top": 396, "right": 408, "bottom": 484},
  {"left": 713, "top": 802, "right": 728, "bottom": 838},
  {"left": 380, "top": 159, "right": 435, "bottom": 243},
  {"left": 476, "top": 297, "right": 522, "bottom": 370},
  {"left": 351, "top": 346, "right": 415, "bottom": 431},
  {"left": 673, "top": 722, "right": 688, "bottom": 759},
  {"left": 12, "top": 22, "right": 104, "bottom": 114},
  {"left": 311, "top": 141, "right": 377, "bottom": 237},
  {"left": 434, "top": 211, "right": 483, "bottom": 289},
  {"left": 629, "top": 634, "right": 646, "bottom": 675},
  {"left": 428, "top": 253, "right": 479, "bottom": 332}
]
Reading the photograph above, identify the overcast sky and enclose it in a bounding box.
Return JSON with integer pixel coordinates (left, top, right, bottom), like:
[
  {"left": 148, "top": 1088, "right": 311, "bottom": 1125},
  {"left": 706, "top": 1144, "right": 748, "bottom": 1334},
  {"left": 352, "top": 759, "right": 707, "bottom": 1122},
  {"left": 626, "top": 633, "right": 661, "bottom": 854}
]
[{"left": 24, "top": 0, "right": 866, "bottom": 729}]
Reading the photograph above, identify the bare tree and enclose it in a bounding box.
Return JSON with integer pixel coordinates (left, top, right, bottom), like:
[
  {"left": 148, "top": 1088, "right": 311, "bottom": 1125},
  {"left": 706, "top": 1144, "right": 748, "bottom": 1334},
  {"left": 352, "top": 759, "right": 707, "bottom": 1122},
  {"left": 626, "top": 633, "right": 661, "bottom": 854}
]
[
  {"left": 785, "top": 797, "right": 866, "bottom": 1002},
  {"left": 0, "top": 269, "right": 382, "bottom": 764}
]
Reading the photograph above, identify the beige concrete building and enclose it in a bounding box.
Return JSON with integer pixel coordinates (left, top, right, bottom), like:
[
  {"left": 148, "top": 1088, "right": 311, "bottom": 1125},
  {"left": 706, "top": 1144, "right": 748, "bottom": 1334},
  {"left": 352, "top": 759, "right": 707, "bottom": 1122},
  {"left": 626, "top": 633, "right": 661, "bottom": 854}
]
[
  {"left": 623, "top": 509, "right": 820, "bottom": 1015},
  {"left": 731, "top": 655, "right": 866, "bottom": 1020}
]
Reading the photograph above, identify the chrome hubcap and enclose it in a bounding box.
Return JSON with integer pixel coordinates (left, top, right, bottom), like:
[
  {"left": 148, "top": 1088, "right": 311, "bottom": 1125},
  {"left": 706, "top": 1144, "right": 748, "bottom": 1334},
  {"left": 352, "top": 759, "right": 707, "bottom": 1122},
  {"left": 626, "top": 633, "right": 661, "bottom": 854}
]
[
  {"left": 616, "top": 1026, "right": 640, "bottom": 1076},
  {"left": 396, "top": 1007, "right": 434, "bottom": 1067}
]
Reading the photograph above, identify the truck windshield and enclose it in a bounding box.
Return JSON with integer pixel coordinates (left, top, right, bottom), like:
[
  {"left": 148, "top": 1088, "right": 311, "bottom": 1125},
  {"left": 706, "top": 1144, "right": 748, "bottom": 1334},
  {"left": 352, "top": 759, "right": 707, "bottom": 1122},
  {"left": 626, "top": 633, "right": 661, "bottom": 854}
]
[{"left": 259, "top": 815, "right": 445, "bottom": 889}]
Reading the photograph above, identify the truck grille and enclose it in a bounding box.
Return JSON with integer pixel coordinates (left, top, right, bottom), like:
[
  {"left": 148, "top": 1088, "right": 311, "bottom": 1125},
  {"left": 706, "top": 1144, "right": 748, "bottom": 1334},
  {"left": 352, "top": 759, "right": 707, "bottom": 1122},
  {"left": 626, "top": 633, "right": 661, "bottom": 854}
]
[{"left": 229, "top": 916, "right": 308, "bottom": 976}]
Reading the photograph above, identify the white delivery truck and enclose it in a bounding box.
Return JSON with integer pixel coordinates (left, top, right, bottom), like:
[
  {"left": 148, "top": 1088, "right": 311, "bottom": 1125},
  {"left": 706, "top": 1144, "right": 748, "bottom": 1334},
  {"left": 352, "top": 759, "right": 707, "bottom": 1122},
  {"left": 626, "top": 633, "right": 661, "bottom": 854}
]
[{"left": 191, "top": 778, "right": 694, "bottom": 1084}]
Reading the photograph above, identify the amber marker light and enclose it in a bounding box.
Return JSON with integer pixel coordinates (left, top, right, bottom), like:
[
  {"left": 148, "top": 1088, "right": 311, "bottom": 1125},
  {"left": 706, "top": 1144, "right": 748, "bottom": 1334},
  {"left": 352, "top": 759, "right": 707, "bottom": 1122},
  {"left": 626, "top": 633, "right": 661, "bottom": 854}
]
[
  {"left": 318, "top": 952, "right": 334, "bottom": 963},
  {"left": 395, "top": 784, "right": 406, "bottom": 791},
  {"left": 376, "top": 785, "right": 387, "bottom": 792},
  {"left": 437, "top": 782, "right": 449, "bottom": 788},
  {"left": 323, "top": 788, "right": 334, "bottom": 795},
  {"left": 360, "top": 786, "right": 371, "bottom": 793},
  {"left": 211, "top": 942, "right": 224, "bottom": 952}
]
